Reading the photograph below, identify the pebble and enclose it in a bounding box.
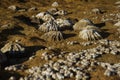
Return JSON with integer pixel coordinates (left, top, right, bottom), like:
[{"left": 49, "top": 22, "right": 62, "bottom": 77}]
[
  {"left": 5, "top": 64, "right": 27, "bottom": 71},
  {"left": 15, "top": 39, "right": 120, "bottom": 80}
]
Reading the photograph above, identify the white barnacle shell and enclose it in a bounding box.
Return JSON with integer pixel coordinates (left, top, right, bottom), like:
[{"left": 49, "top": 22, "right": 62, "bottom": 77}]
[
  {"left": 114, "top": 21, "right": 120, "bottom": 27},
  {"left": 52, "top": 1, "right": 59, "bottom": 7},
  {"left": 79, "top": 25, "right": 102, "bottom": 41},
  {"left": 41, "top": 31, "right": 64, "bottom": 41},
  {"left": 39, "top": 19, "right": 59, "bottom": 32},
  {"left": 35, "top": 12, "right": 54, "bottom": 21},
  {"left": 92, "top": 8, "right": 101, "bottom": 14},
  {"left": 8, "top": 5, "right": 18, "bottom": 11},
  {"left": 73, "top": 18, "right": 94, "bottom": 31},
  {"left": 115, "top": 1, "right": 120, "bottom": 5},
  {"left": 55, "top": 18, "right": 72, "bottom": 30},
  {"left": 1, "top": 41, "right": 25, "bottom": 54}
]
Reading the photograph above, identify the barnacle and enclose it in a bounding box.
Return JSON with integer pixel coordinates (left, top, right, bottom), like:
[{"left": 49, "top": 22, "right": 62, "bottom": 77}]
[
  {"left": 55, "top": 18, "right": 72, "bottom": 30},
  {"left": 79, "top": 25, "right": 102, "bottom": 41},
  {"left": 73, "top": 18, "right": 93, "bottom": 31},
  {"left": 35, "top": 12, "right": 54, "bottom": 21},
  {"left": 39, "top": 19, "right": 59, "bottom": 32},
  {"left": 1, "top": 41, "right": 25, "bottom": 55},
  {"left": 41, "top": 31, "right": 64, "bottom": 41}
]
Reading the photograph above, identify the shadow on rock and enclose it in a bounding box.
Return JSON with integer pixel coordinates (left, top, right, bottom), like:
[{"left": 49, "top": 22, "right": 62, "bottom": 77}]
[
  {"left": 25, "top": 45, "right": 46, "bottom": 56},
  {"left": 30, "top": 36, "right": 45, "bottom": 42},
  {"left": 95, "top": 22, "right": 105, "bottom": 28},
  {"left": 1, "top": 25, "right": 24, "bottom": 35},
  {"left": 64, "top": 33, "right": 76, "bottom": 39},
  {"left": 0, "top": 70, "right": 23, "bottom": 80},
  {"left": 0, "top": 26, "right": 25, "bottom": 42},
  {"left": 14, "top": 15, "right": 38, "bottom": 27},
  {"left": 3, "top": 45, "right": 46, "bottom": 66},
  {"left": 101, "top": 31, "right": 110, "bottom": 39}
]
